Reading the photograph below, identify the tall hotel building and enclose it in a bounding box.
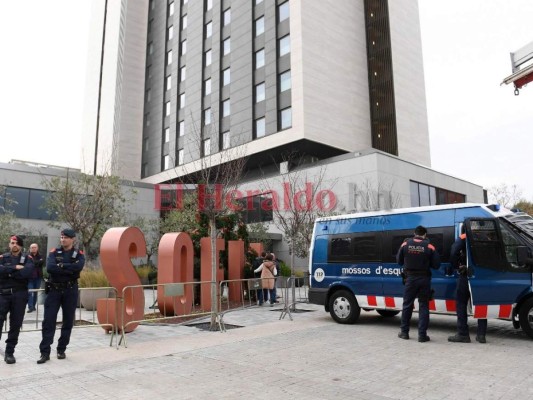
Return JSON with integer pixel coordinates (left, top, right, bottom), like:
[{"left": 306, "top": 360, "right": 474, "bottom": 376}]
[{"left": 82, "top": 0, "right": 485, "bottom": 239}]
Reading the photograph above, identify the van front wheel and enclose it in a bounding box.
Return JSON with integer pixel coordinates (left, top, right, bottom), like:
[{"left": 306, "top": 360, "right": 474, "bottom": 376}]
[
  {"left": 519, "top": 298, "right": 533, "bottom": 339},
  {"left": 329, "top": 290, "right": 360, "bottom": 324}
]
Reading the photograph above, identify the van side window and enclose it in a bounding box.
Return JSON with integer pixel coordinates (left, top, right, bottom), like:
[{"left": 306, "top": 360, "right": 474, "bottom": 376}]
[
  {"left": 331, "top": 237, "right": 351, "bottom": 258},
  {"left": 499, "top": 220, "right": 529, "bottom": 270},
  {"left": 328, "top": 233, "right": 380, "bottom": 262},
  {"left": 468, "top": 219, "right": 507, "bottom": 270}
]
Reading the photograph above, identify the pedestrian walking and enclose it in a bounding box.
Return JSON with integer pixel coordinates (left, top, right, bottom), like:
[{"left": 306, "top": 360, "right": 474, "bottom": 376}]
[{"left": 27, "top": 243, "right": 44, "bottom": 312}]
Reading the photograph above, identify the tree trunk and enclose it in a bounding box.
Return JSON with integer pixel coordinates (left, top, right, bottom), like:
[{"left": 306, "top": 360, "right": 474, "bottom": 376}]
[
  {"left": 290, "top": 244, "right": 296, "bottom": 311},
  {"left": 209, "top": 218, "right": 218, "bottom": 330}
]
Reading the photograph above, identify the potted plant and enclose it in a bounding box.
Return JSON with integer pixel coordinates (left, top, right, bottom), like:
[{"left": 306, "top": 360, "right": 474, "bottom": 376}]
[{"left": 78, "top": 268, "right": 113, "bottom": 311}]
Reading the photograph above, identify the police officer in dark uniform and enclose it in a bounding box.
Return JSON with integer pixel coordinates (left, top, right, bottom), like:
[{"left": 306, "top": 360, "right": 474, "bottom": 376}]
[
  {"left": 0, "top": 235, "right": 34, "bottom": 364},
  {"left": 397, "top": 225, "right": 441, "bottom": 342},
  {"left": 37, "top": 229, "right": 85, "bottom": 364},
  {"left": 447, "top": 224, "right": 488, "bottom": 344}
]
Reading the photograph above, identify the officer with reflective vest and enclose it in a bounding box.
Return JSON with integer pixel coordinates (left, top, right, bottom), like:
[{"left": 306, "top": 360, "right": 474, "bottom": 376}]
[
  {"left": 0, "top": 235, "right": 34, "bottom": 364},
  {"left": 447, "top": 224, "right": 488, "bottom": 344},
  {"left": 397, "top": 225, "right": 441, "bottom": 342},
  {"left": 37, "top": 229, "right": 85, "bottom": 364}
]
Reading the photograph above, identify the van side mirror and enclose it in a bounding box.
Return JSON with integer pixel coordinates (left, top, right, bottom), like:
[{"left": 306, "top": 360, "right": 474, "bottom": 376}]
[{"left": 516, "top": 246, "right": 532, "bottom": 266}]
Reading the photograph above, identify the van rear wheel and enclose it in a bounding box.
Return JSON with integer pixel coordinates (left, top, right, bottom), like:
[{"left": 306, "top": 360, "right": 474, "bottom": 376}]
[
  {"left": 377, "top": 309, "right": 400, "bottom": 317},
  {"left": 519, "top": 298, "right": 533, "bottom": 339},
  {"left": 329, "top": 290, "right": 360, "bottom": 324}
]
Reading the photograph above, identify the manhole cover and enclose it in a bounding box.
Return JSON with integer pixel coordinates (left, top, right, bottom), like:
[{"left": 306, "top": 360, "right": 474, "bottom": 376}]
[{"left": 185, "top": 322, "right": 243, "bottom": 331}]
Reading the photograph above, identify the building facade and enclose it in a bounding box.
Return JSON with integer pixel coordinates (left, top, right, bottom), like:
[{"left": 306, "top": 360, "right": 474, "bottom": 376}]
[{"left": 82, "top": 0, "right": 486, "bottom": 266}]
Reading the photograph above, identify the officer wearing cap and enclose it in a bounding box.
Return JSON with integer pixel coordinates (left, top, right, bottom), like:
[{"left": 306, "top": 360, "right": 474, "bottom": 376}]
[
  {"left": 37, "top": 229, "right": 85, "bottom": 364},
  {"left": 397, "top": 225, "right": 441, "bottom": 343},
  {"left": 0, "top": 235, "right": 34, "bottom": 364}
]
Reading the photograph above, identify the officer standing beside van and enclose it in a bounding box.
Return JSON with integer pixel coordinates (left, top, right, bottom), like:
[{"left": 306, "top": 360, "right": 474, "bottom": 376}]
[
  {"left": 397, "top": 225, "right": 441, "bottom": 342},
  {"left": 447, "top": 225, "right": 488, "bottom": 344}
]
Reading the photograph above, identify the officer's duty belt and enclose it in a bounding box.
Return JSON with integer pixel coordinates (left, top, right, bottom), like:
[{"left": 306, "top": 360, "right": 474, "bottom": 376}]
[
  {"left": 0, "top": 287, "right": 27, "bottom": 295},
  {"left": 48, "top": 280, "right": 78, "bottom": 290}
]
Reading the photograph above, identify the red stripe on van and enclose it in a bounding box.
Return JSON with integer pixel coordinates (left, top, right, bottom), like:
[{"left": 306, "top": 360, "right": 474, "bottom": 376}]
[
  {"left": 445, "top": 300, "right": 456, "bottom": 312},
  {"left": 474, "top": 305, "right": 488, "bottom": 318},
  {"left": 429, "top": 299, "right": 436, "bottom": 311},
  {"left": 499, "top": 305, "right": 512, "bottom": 318},
  {"left": 385, "top": 297, "right": 395, "bottom": 308},
  {"left": 367, "top": 296, "right": 377, "bottom": 306}
]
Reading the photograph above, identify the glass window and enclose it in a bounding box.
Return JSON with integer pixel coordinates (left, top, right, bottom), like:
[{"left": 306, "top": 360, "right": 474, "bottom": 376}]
[
  {"left": 279, "top": 35, "right": 290, "bottom": 57},
  {"left": 178, "top": 149, "right": 184, "bottom": 165},
  {"left": 255, "top": 16, "right": 264, "bottom": 36},
  {"left": 146, "top": 88, "right": 151, "bottom": 102},
  {"left": 182, "top": 0, "right": 188, "bottom": 4},
  {"left": 255, "top": 17, "right": 265, "bottom": 36},
  {"left": 148, "top": 42, "right": 153, "bottom": 54},
  {"left": 280, "top": 107, "right": 292, "bottom": 129},
  {"left": 150, "top": 0, "right": 155, "bottom": 10},
  {"left": 256, "top": 117, "right": 265, "bottom": 138},
  {"left": 419, "top": 183, "right": 430, "bottom": 206},
  {"left": 165, "top": 101, "right": 171, "bottom": 116},
  {"left": 28, "top": 189, "right": 50, "bottom": 220},
  {"left": 167, "top": 50, "right": 172, "bottom": 65},
  {"left": 164, "top": 127, "right": 170, "bottom": 143},
  {"left": 180, "top": 66, "right": 186, "bottom": 81},
  {"left": 330, "top": 237, "right": 352, "bottom": 258},
  {"left": 206, "top": 21, "right": 212, "bottom": 38},
  {"left": 166, "top": 75, "right": 172, "bottom": 91},
  {"left": 410, "top": 181, "right": 420, "bottom": 206},
  {"left": 223, "top": 9, "right": 231, "bottom": 26},
  {"left": 256, "top": 82, "right": 265, "bottom": 103},
  {"left": 169, "top": 2, "right": 174, "bottom": 16},
  {"left": 205, "top": 49, "right": 212, "bottom": 66},
  {"left": 182, "top": 14, "right": 187, "bottom": 30},
  {"left": 223, "top": 37, "right": 231, "bottom": 56},
  {"left": 5, "top": 187, "right": 29, "bottom": 218},
  {"left": 164, "top": 155, "right": 171, "bottom": 170},
  {"left": 181, "top": 40, "right": 187, "bottom": 55},
  {"left": 255, "top": 0, "right": 263, "bottom": 4},
  {"left": 255, "top": 49, "right": 265, "bottom": 69},
  {"left": 279, "top": 1, "right": 289, "bottom": 22},
  {"left": 222, "top": 99, "right": 230, "bottom": 117},
  {"left": 168, "top": 25, "right": 174, "bottom": 40},
  {"left": 204, "top": 108, "right": 211, "bottom": 125},
  {"left": 280, "top": 70, "right": 291, "bottom": 92},
  {"left": 180, "top": 93, "right": 185, "bottom": 109},
  {"left": 222, "top": 68, "right": 231, "bottom": 86},
  {"left": 222, "top": 131, "right": 230, "bottom": 149},
  {"left": 207, "top": 0, "right": 212, "bottom": 11},
  {"left": 204, "top": 78, "right": 211, "bottom": 96},
  {"left": 145, "top": 113, "right": 150, "bottom": 126},
  {"left": 203, "top": 139, "right": 211, "bottom": 156},
  {"left": 179, "top": 120, "right": 185, "bottom": 136}
]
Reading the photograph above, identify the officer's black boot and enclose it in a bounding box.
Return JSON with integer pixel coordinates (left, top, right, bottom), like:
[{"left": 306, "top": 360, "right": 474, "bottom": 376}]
[
  {"left": 4, "top": 354, "right": 16, "bottom": 364},
  {"left": 475, "top": 335, "right": 486, "bottom": 343},
  {"left": 37, "top": 353, "right": 50, "bottom": 364},
  {"left": 57, "top": 351, "right": 66, "bottom": 359},
  {"left": 448, "top": 333, "right": 471, "bottom": 343}
]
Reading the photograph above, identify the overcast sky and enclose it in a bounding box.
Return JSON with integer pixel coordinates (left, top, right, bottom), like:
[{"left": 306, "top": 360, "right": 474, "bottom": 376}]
[{"left": 1, "top": 1, "right": 532, "bottom": 201}]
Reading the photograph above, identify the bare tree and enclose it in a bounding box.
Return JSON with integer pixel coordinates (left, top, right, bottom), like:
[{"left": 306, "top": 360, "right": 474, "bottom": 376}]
[
  {"left": 488, "top": 183, "right": 523, "bottom": 209},
  {"left": 41, "top": 169, "right": 129, "bottom": 259},
  {"left": 352, "top": 178, "right": 401, "bottom": 212},
  {"left": 260, "top": 153, "right": 337, "bottom": 309},
  {"left": 0, "top": 185, "right": 23, "bottom": 250},
  {"left": 165, "top": 120, "right": 248, "bottom": 330}
]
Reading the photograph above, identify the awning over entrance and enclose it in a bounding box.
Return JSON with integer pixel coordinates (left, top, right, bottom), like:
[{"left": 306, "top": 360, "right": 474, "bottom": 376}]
[{"left": 501, "top": 41, "right": 533, "bottom": 93}]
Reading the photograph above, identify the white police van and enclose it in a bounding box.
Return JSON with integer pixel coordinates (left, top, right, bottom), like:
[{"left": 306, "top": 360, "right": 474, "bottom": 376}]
[{"left": 308, "top": 203, "right": 533, "bottom": 338}]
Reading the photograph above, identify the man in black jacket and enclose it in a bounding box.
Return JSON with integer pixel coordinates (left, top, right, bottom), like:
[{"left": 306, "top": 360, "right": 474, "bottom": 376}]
[
  {"left": 0, "top": 235, "right": 34, "bottom": 364},
  {"left": 397, "top": 226, "right": 441, "bottom": 342},
  {"left": 27, "top": 243, "right": 44, "bottom": 313}
]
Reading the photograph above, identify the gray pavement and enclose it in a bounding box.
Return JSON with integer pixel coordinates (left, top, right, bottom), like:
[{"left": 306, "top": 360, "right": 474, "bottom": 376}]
[{"left": 1, "top": 298, "right": 533, "bottom": 399}]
